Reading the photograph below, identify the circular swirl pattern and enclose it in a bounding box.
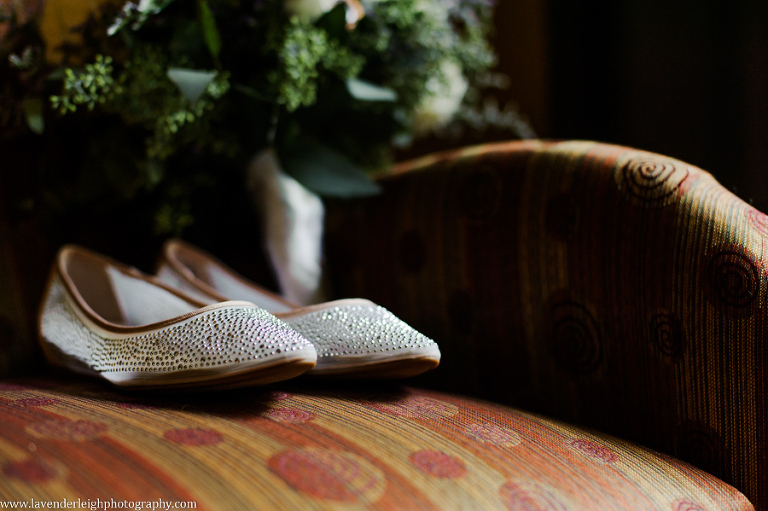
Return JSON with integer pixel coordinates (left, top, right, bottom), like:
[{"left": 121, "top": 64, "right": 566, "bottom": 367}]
[
  {"left": 8, "top": 398, "right": 60, "bottom": 408},
  {"left": 499, "top": 481, "right": 566, "bottom": 511},
  {"left": 268, "top": 448, "right": 384, "bottom": 502},
  {"left": 704, "top": 246, "right": 762, "bottom": 316},
  {"left": 269, "top": 390, "right": 294, "bottom": 401},
  {"left": 267, "top": 408, "right": 315, "bottom": 424},
  {"left": 566, "top": 439, "right": 618, "bottom": 464},
  {"left": 370, "top": 395, "right": 459, "bottom": 419},
  {"left": 27, "top": 419, "right": 108, "bottom": 442},
  {"left": 466, "top": 423, "right": 522, "bottom": 447},
  {"left": 2, "top": 459, "right": 57, "bottom": 483},
  {"left": 673, "top": 499, "right": 705, "bottom": 511},
  {"left": 548, "top": 300, "right": 602, "bottom": 376},
  {"left": 164, "top": 428, "right": 222, "bottom": 446},
  {"left": 458, "top": 169, "right": 501, "bottom": 221},
  {"left": 615, "top": 156, "right": 690, "bottom": 207},
  {"left": 649, "top": 313, "right": 685, "bottom": 359},
  {"left": 409, "top": 450, "right": 467, "bottom": 479},
  {"left": 747, "top": 208, "right": 768, "bottom": 237}
]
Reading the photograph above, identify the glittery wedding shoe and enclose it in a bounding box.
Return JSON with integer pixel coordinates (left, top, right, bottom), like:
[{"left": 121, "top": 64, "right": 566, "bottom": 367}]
[
  {"left": 155, "top": 239, "right": 441, "bottom": 378},
  {"left": 38, "top": 245, "right": 317, "bottom": 389}
]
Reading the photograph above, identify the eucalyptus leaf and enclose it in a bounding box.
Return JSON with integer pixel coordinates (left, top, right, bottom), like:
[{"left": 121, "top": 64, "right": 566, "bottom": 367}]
[
  {"left": 346, "top": 78, "right": 397, "bottom": 102},
  {"left": 196, "top": 0, "right": 222, "bottom": 60},
  {"left": 167, "top": 68, "right": 217, "bottom": 103},
  {"left": 22, "top": 98, "right": 44, "bottom": 134},
  {"left": 8, "top": 47, "right": 33, "bottom": 70},
  {"left": 281, "top": 138, "right": 381, "bottom": 198}
]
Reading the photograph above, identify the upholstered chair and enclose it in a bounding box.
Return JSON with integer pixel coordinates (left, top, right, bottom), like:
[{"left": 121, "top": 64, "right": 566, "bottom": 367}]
[{"left": 0, "top": 140, "right": 760, "bottom": 510}]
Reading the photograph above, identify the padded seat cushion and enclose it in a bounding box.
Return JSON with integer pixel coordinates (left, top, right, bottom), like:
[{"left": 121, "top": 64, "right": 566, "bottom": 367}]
[{"left": 0, "top": 377, "right": 752, "bottom": 510}]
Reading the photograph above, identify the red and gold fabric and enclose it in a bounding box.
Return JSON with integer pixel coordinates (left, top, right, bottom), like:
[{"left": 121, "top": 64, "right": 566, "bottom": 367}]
[
  {"left": 0, "top": 376, "right": 752, "bottom": 509},
  {"left": 1, "top": 139, "right": 763, "bottom": 509},
  {"left": 326, "top": 140, "right": 768, "bottom": 508}
]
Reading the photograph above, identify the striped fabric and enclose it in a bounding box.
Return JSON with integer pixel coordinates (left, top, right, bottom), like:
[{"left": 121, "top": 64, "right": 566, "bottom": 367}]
[
  {"left": 0, "top": 377, "right": 752, "bottom": 509},
  {"left": 324, "top": 140, "right": 767, "bottom": 509}
]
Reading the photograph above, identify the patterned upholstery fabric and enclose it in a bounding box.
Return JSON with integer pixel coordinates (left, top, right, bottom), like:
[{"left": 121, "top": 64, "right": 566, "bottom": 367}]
[
  {"left": 324, "top": 140, "right": 767, "bottom": 509},
  {"left": 1, "top": 139, "right": 760, "bottom": 509},
  {"left": 0, "top": 376, "right": 752, "bottom": 509}
]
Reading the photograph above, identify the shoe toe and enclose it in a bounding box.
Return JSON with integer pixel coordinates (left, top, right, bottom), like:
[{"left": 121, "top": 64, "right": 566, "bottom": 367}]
[{"left": 284, "top": 302, "right": 440, "bottom": 376}]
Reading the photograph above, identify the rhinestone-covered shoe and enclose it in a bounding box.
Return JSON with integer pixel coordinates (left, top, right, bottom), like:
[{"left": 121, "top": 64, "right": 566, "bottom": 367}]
[
  {"left": 38, "top": 245, "right": 317, "bottom": 389},
  {"left": 156, "top": 239, "right": 441, "bottom": 378}
]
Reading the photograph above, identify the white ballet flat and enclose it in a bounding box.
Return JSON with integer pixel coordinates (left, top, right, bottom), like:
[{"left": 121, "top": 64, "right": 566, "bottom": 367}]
[
  {"left": 38, "top": 245, "right": 317, "bottom": 389},
  {"left": 156, "top": 239, "right": 441, "bottom": 378}
]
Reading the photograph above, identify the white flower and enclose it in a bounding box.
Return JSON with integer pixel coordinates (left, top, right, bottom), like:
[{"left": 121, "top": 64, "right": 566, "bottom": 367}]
[
  {"left": 414, "top": 0, "right": 449, "bottom": 23},
  {"left": 412, "top": 59, "right": 468, "bottom": 135},
  {"left": 284, "top": 0, "right": 341, "bottom": 20}
]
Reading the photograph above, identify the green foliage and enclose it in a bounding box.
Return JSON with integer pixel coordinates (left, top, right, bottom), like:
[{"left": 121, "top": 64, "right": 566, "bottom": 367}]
[
  {"left": 8, "top": 0, "right": 520, "bottom": 239},
  {"left": 108, "top": 0, "right": 174, "bottom": 35},
  {"left": 270, "top": 17, "right": 364, "bottom": 112},
  {"left": 281, "top": 136, "right": 381, "bottom": 197},
  {"left": 50, "top": 55, "right": 123, "bottom": 114},
  {"left": 196, "top": 0, "right": 222, "bottom": 62}
]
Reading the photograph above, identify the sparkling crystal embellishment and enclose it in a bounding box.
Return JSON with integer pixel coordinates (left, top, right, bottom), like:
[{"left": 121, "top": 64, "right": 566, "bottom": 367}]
[
  {"left": 284, "top": 303, "right": 437, "bottom": 359},
  {"left": 41, "top": 277, "right": 313, "bottom": 373}
]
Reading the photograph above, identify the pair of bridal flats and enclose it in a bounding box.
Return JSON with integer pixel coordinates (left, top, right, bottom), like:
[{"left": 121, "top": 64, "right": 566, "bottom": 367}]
[{"left": 38, "top": 242, "right": 441, "bottom": 390}]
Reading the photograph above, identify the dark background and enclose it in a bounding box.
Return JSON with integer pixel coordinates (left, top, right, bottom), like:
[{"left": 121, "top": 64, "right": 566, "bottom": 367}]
[{"left": 487, "top": 0, "right": 768, "bottom": 211}]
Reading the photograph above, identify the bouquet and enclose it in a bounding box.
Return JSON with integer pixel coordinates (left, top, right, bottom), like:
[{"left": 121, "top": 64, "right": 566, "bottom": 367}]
[{"left": 1, "top": 0, "right": 529, "bottom": 297}]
